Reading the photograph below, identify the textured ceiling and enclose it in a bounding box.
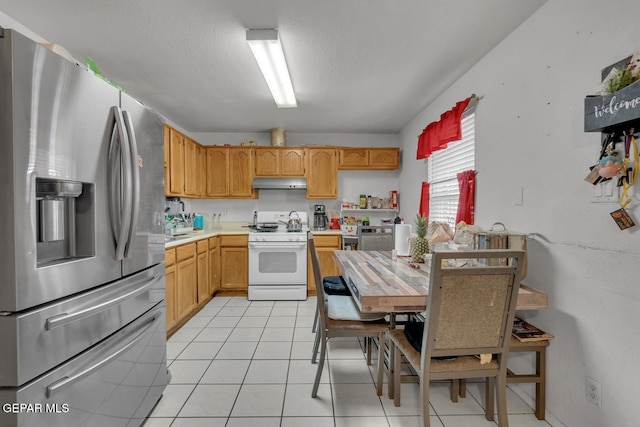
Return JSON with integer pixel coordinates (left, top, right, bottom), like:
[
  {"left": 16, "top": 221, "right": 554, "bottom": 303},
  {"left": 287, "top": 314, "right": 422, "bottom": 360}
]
[{"left": 0, "top": 0, "right": 546, "bottom": 133}]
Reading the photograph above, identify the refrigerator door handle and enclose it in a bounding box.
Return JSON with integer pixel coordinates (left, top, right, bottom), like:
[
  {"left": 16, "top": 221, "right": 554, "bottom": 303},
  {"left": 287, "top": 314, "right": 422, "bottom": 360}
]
[
  {"left": 108, "top": 106, "right": 133, "bottom": 261},
  {"left": 122, "top": 110, "right": 140, "bottom": 259},
  {"left": 45, "top": 312, "right": 159, "bottom": 398},
  {"left": 44, "top": 272, "right": 163, "bottom": 330}
]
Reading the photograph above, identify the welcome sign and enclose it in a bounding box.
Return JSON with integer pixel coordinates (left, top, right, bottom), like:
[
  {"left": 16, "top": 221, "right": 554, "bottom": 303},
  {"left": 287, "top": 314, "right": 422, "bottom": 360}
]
[
  {"left": 585, "top": 80, "right": 640, "bottom": 132},
  {"left": 585, "top": 57, "right": 640, "bottom": 133}
]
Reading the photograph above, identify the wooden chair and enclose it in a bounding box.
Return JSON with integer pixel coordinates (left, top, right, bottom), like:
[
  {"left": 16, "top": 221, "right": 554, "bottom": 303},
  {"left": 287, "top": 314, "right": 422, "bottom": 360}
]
[
  {"left": 387, "top": 249, "right": 524, "bottom": 427},
  {"left": 309, "top": 237, "right": 389, "bottom": 398}
]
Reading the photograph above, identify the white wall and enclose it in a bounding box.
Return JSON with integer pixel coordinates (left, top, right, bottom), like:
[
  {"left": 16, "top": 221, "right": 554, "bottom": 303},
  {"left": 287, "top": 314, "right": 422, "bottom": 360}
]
[
  {"left": 399, "top": 1, "right": 640, "bottom": 425},
  {"left": 185, "top": 132, "right": 400, "bottom": 224}
]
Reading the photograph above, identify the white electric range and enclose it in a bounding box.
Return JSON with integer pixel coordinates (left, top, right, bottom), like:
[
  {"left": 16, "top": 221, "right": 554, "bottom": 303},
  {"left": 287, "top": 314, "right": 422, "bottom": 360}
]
[{"left": 248, "top": 211, "right": 309, "bottom": 301}]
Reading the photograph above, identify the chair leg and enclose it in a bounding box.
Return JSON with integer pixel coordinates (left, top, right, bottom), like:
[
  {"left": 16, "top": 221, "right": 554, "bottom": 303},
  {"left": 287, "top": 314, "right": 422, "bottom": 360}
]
[
  {"left": 449, "top": 379, "right": 459, "bottom": 403},
  {"left": 485, "top": 377, "right": 495, "bottom": 421},
  {"left": 387, "top": 338, "right": 395, "bottom": 399},
  {"left": 375, "top": 335, "right": 384, "bottom": 396},
  {"left": 311, "top": 304, "right": 318, "bottom": 333},
  {"left": 366, "top": 337, "right": 372, "bottom": 365},
  {"left": 311, "top": 324, "right": 321, "bottom": 363},
  {"left": 459, "top": 379, "right": 467, "bottom": 398},
  {"left": 393, "top": 343, "right": 402, "bottom": 407},
  {"left": 420, "top": 372, "right": 431, "bottom": 427},
  {"left": 312, "top": 333, "right": 327, "bottom": 398},
  {"left": 496, "top": 374, "right": 509, "bottom": 426}
]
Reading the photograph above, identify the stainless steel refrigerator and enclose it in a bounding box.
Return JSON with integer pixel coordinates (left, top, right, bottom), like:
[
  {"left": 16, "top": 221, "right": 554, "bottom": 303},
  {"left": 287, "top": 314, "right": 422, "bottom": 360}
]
[{"left": 0, "top": 29, "right": 167, "bottom": 427}]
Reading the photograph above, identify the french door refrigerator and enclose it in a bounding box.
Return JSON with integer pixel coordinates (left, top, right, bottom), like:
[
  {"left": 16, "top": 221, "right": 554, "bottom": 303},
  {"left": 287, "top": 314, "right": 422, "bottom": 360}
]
[{"left": 0, "top": 28, "right": 167, "bottom": 427}]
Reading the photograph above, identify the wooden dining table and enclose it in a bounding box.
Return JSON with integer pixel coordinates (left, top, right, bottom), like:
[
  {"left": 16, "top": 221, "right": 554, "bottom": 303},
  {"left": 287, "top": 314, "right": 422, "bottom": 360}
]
[{"left": 333, "top": 250, "right": 548, "bottom": 314}]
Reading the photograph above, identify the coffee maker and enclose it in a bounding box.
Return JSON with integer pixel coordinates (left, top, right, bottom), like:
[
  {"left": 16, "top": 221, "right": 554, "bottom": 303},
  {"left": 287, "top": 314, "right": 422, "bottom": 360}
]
[{"left": 313, "top": 204, "right": 328, "bottom": 230}]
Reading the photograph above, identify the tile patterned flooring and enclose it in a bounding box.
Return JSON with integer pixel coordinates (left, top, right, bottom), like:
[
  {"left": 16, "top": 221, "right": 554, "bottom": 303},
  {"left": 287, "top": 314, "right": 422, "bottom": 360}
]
[{"left": 145, "top": 296, "right": 553, "bottom": 427}]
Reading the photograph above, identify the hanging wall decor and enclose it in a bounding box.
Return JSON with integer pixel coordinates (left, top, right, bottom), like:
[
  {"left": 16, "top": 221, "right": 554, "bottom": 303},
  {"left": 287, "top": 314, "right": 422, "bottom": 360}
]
[{"left": 584, "top": 51, "right": 640, "bottom": 230}]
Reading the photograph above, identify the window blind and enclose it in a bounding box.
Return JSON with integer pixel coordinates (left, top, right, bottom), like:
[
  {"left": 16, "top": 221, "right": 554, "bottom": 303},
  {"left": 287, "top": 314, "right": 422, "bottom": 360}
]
[{"left": 427, "top": 113, "right": 475, "bottom": 226}]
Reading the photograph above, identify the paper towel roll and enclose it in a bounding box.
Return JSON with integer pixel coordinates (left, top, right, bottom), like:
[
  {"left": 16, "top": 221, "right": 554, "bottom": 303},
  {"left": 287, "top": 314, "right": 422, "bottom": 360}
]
[{"left": 394, "top": 224, "right": 412, "bottom": 256}]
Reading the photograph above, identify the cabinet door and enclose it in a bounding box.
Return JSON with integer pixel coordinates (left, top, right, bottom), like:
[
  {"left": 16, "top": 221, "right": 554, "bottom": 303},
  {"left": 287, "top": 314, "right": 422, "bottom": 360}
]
[
  {"left": 281, "top": 148, "right": 305, "bottom": 176},
  {"left": 165, "top": 249, "right": 177, "bottom": 331},
  {"left": 306, "top": 148, "right": 337, "bottom": 199},
  {"left": 197, "top": 144, "right": 207, "bottom": 197},
  {"left": 307, "top": 235, "right": 341, "bottom": 295},
  {"left": 208, "top": 237, "right": 220, "bottom": 295},
  {"left": 339, "top": 148, "right": 369, "bottom": 169},
  {"left": 229, "top": 148, "right": 256, "bottom": 197},
  {"left": 220, "top": 247, "right": 248, "bottom": 291},
  {"left": 184, "top": 138, "right": 198, "bottom": 196},
  {"left": 176, "top": 255, "right": 197, "bottom": 321},
  {"left": 255, "top": 148, "right": 280, "bottom": 176},
  {"left": 369, "top": 148, "right": 399, "bottom": 169},
  {"left": 163, "top": 125, "right": 171, "bottom": 196},
  {"left": 206, "top": 147, "right": 229, "bottom": 197},
  {"left": 197, "top": 250, "right": 209, "bottom": 303},
  {"left": 168, "top": 128, "right": 185, "bottom": 195}
]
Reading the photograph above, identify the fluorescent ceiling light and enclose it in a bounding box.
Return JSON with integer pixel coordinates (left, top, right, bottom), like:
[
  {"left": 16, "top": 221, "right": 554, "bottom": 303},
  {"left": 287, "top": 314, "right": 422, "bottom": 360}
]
[{"left": 246, "top": 29, "right": 297, "bottom": 108}]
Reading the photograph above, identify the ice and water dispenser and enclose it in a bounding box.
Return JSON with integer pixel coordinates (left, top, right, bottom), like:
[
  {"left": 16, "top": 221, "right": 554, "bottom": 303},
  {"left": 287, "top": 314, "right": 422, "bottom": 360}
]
[{"left": 36, "top": 178, "right": 94, "bottom": 266}]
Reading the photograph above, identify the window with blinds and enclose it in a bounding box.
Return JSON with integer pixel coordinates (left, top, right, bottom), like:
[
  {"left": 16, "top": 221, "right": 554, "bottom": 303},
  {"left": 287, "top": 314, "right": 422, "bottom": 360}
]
[{"left": 427, "top": 113, "right": 475, "bottom": 227}]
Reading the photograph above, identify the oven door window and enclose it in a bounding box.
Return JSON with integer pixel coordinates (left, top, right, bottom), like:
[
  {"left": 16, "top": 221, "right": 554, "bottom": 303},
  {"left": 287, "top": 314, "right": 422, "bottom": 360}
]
[{"left": 258, "top": 251, "right": 297, "bottom": 273}]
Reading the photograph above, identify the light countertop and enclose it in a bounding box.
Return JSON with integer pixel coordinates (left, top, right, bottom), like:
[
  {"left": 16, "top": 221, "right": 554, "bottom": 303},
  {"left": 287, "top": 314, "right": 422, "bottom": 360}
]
[
  {"left": 165, "top": 225, "right": 345, "bottom": 248},
  {"left": 164, "top": 222, "right": 250, "bottom": 248}
]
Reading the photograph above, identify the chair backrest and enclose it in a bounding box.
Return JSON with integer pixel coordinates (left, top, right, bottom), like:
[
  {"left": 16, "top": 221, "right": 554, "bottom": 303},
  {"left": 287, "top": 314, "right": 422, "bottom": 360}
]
[
  {"left": 420, "top": 249, "right": 524, "bottom": 362},
  {"left": 357, "top": 225, "right": 395, "bottom": 251},
  {"left": 308, "top": 236, "right": 327, "bottom": 327}
]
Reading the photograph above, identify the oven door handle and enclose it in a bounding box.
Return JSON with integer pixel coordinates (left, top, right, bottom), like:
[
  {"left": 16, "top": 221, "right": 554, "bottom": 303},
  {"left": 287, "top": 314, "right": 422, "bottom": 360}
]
[{"left": 249, "top": 243, "right": 307, "bottom": 249}]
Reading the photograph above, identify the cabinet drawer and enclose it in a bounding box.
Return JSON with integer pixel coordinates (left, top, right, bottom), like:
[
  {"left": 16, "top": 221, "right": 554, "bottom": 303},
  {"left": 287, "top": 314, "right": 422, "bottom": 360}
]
[
  {"left": 220, "top": 235, "right": 248, "bottom": 247},
  {"left": 165, "top": 248, "right": 176, "bottom": 266},
  {"left": 176, "top": 243, "right": 196, "bottom": 262},
  {"left": 208, "top": 236, "right": 219, "bottom": 249},
  {"left": 314, "top": 235, "right": 341, "bottom": 248},
  {"left": 197, "top": 239, "right": 208, "bottom": 254}
]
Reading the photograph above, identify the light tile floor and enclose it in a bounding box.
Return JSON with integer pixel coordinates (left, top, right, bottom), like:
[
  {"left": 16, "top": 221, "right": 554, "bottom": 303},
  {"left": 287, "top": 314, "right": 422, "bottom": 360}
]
[{"left": 145, "top": 296, "right": 553, "bottom": 427}]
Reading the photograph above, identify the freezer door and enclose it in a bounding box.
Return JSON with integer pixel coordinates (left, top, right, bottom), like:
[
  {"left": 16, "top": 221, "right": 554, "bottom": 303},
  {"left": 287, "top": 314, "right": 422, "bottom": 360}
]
[
  {"left": 120, "top": 93, "right": 166, "bottom": 277},
  {"left": 0, "top": 304, "right": 167, "bottom": 427},
  {"left": 0, "top": 263, "right": 165, "bottom": 388},
  {"left": 0, "top": 30, "right": 122, "bottom": 312}
]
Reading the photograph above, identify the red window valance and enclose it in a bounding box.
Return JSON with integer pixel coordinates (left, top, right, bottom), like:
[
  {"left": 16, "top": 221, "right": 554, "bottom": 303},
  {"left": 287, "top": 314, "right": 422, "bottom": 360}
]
[{"left": 416, "top": 97, "right": 471, "bottom": 160}]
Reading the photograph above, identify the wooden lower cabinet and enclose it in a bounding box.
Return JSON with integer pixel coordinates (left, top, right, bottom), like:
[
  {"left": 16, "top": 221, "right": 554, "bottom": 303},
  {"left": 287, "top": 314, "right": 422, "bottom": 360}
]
[
  {"left": 220, "top": 235, "right": 249, "bottom": 293},
  {"left": 307, "top": 234, "right": 342, "bottom": 295},
  {"left": 165, "top": 248, "right": 177, "bottom": 332},
  {"left": 176, "top": 243, "right": 197, "bottom": 324},
  {"left": 209, "top": 236, "right": 220, "bottom": 295},
  {"left": 196, "top": 239, "right": 210, "bottom": 307}
]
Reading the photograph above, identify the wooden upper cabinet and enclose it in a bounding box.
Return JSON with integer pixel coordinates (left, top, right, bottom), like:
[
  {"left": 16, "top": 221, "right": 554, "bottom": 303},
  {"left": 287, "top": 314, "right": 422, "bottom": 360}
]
[
  {"left": 369, "top": 148, "right": 400, "bottom": 169},
  {"left": 338, "top": 147, "right": 399, "bottom": 170},
  {"left": 281, "top": 148, "right": 305, "bottom": 176},
  {"left": 183, "top": 137, "right": 198, "bottom": 196},
  {"left": 206, "top": 147, "right": 230, "bottom": 197},
  {"left": 229, "top": 148, "right": 256, "bottom": 198},
  {"left": 167, "top": 126, "right": 185, "bottom": 195},
  {"left": 163, "top": 126, "right": 170, "bottom": 194},
  {"left": 206, "top": 147, "right": 256, "bottom": 198},
  {"left": 197, "top": 144, "right": 207, "bottom": 197},
  {"left": 254, "top": 148, "right": 280, "bottom": 176},
  {"left": 255, "top": 147, "right": 304, "bottom": 176},
  {"left": 339, "top": 148, "right": 369, "bottom": 169},
  {"left": 306, "top": 147, "right": 337, "bottom": 199}
]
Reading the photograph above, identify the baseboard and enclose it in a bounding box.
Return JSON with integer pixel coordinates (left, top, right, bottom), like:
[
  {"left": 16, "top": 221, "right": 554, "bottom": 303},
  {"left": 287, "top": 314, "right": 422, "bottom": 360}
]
[{"left": 507, "top": 383, "right": 565, "bottom": 426}]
